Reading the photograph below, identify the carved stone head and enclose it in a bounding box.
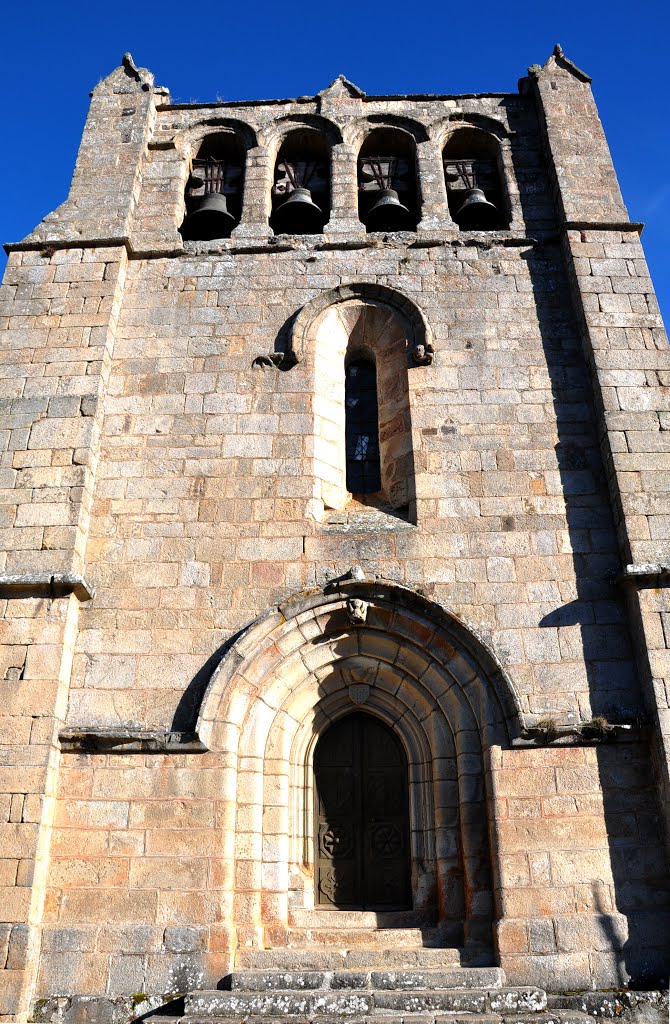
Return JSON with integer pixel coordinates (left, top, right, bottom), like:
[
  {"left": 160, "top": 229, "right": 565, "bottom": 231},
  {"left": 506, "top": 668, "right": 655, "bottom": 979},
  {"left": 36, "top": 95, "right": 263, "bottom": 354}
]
[
  {"left": 411, "top": 342, "right": 434, "bottom": 366},
  {"left": 346, "top": 598, "right": 368, "bottom": 625}
]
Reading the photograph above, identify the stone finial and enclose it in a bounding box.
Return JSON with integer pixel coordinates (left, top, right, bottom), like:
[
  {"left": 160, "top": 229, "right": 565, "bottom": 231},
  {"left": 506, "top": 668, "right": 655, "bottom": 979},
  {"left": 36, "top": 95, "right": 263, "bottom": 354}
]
[
  {"left": 92, "top": 52, "right": 155, "bottom": 96},
  {"left": 122, "top": 53, "right": 143, "bottom": 81},
  {"left": 318, "top": 75, "right": 366, "bottom": 99},
  {"left": 529, "top": 45, "right": 591, "bottom": 84}
]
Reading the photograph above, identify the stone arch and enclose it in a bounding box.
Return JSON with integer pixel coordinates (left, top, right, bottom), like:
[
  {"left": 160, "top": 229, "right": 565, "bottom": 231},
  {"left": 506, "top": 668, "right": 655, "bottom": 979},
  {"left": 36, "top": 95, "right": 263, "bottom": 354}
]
[
  {"left": 440, "top": 123, "right": 513, "bottom": 230},
  {"left": 344, "top": 114, "right": 429, "bottom": 148},
  {"left": 305, "top": 294, "right": 424, "bottom": 515},
  {"left": 259, "top": 113, "right": 343, "bottom": 152},
  {"left": 196, "top": 580, "right": 523, "bottom": 955},
  {"left": 429, "top": 114, "right": 509, "bottom": 148},
  {"left": 174, "top": 117, "right": 258, "bottom": 155},
  {"left": 285, "top": 283, "right": 433, "bottom": 365},
  {"left": 280, "top": 285, "right": 434, "bottom": 519}
]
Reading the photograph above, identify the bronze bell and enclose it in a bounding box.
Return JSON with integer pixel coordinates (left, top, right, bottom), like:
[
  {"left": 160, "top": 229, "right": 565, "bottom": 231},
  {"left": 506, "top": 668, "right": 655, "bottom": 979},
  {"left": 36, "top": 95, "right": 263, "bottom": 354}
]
[
  {"left": 365, "top": 188, "right": 413, "bottom": 232},
  {"left": 454, "top": 188, "right": 499, "bottom": 230},
  {"left": 272, "top": 187, "right": 324, "bottom": 234},
  {"left": 181, "top": 191, "right": 236, "bottom": 241}
]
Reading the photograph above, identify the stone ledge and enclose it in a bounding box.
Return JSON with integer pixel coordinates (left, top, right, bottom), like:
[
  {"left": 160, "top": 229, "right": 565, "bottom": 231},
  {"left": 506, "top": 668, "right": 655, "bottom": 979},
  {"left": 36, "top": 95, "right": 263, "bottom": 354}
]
[
  {"left": 58, "top": 728, "right": 207, "bottom": 754},
  {"left": 3, "top": 236, "right": 129, "bottom": 255},
  {"left": 563, "top": 220, "right": 644, "bottom": 234},
  {"left": 5, "top": 232, "right": 544, "bottom": 260},
  {"left": 513, "top": 722, "right": 643, "bottom": 747},
  {"left": 615, "top": 563, "right": 670, "bottom": 587},
  {"left": 547, "top": 990, "right": 668, "bottom": 1021},
  {"left": 155, "top": 90, "right": 515, "bottom": 112},
  {"left": 0, "top": 572, "right": 95, "bottom": 601}
]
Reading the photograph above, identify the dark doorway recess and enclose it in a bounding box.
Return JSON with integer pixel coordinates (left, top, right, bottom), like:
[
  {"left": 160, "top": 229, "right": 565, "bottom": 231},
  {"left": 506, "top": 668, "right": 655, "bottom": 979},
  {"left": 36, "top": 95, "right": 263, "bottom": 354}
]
[{"left": 314, "top": 712, "right": 411, "bottom": 910}]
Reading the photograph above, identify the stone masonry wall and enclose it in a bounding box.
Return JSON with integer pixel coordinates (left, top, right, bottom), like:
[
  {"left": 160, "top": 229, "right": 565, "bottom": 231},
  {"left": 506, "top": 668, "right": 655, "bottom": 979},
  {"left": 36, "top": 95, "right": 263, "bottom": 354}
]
[
  {"left": 489, "top": 741, "right": 668, "bottom": 988},
  {"left": 70, "top": 240, "right": 637, "bottom": 727}
]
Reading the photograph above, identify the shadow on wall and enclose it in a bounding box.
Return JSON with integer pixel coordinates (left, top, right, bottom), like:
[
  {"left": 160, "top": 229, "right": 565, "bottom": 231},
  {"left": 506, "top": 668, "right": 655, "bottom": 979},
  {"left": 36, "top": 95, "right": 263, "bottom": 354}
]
[
  {"left": 513, "top": 130, "right": 670, "bottom": 982},
  {"left": 170, "top": 632, "right": 242, "bottom": 732}
]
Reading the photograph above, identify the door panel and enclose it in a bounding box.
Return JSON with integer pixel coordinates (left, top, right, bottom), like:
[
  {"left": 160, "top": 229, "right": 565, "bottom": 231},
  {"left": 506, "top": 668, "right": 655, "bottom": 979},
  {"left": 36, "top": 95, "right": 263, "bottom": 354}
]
[{"left": 314, "top": 713, "right": 410, "bottom": 909}]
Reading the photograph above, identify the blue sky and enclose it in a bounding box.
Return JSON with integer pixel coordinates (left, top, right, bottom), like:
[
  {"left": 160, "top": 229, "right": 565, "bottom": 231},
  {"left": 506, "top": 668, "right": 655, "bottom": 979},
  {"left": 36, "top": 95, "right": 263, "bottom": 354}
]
[{"left": 2, "top": 0, "right": 669, "bottom": 327}]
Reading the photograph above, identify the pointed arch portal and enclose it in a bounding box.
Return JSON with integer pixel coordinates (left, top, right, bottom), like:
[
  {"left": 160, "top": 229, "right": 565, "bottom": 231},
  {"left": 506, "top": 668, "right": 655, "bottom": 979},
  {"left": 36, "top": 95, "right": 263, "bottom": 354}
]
[{"left": 196, "top": 580, "right": 523, "bottom": 955}]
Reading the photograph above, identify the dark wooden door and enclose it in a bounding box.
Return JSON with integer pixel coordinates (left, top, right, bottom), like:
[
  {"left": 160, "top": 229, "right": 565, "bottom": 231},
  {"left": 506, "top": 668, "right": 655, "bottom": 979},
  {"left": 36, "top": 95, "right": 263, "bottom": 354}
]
[{"left": 314, "top": 713, "right": 411, "bottom": 909}]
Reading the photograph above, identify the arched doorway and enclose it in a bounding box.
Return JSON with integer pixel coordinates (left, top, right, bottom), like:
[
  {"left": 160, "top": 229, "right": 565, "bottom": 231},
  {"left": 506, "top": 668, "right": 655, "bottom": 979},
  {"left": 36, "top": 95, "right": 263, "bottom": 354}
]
[
  {"left": 196, "top": 579, "right": 524, "bottom": 954},
  {"left": 314, "top": 712, "right": 411, "bottom": 910}
]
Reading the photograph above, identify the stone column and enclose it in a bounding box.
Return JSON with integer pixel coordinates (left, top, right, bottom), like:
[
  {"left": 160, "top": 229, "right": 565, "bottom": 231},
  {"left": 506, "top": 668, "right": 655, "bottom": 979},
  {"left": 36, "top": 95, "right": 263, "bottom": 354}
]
[
  {"left": 232, "top": 147, "right": 273, "bottom": 241},
  {"left": 323, "top": 142, "right": 365, "bottom": 241},
  {"left": 416, "top": 139, "right": 453, "bottom": 235}
]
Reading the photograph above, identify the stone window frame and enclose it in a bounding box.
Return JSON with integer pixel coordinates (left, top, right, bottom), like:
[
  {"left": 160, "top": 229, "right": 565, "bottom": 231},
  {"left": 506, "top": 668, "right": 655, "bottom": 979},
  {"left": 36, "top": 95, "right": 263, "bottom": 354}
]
[{"left": 282, "top": 284, "right": 433, "bottom": 521}]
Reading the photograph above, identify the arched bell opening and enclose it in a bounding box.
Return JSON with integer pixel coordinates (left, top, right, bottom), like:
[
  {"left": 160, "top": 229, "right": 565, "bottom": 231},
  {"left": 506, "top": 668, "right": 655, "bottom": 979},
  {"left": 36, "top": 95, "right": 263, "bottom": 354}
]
[
  {"left": 358, "top": 127, "right": 419, "bottom": 232},
  {"left": 270, "top": 129, "right": 330, "bottom": 235},
  {"left": 180, "top": 132, "right": 245, "bottom": 241},
  {"left": 442, "top": 128, "right": 509, "bottom": 231}
]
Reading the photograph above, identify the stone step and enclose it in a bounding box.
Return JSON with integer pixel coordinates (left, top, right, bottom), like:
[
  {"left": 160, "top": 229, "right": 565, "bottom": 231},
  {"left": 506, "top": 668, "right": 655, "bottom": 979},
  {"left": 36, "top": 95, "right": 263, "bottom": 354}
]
[
  {"left": 547, "top": 991, "right": 668, "bottom": 1019},
  {"left": 180, "top": 1014, "right": 593, "bottom": 1024},
  {"left": 282, "top": 926, "right": 441, "bottom": 947},
  {"left": 234, "top": 946, "right": 467, "bottom": 970},
  {"left": 229, "top": 967, "right": 506, "bottom": 991},
  {"left": 183, "top": 987, "right": 546, "bottom": 1018},
  {"left": 288, "top": 909, "right": 437, "bottom": 929}
]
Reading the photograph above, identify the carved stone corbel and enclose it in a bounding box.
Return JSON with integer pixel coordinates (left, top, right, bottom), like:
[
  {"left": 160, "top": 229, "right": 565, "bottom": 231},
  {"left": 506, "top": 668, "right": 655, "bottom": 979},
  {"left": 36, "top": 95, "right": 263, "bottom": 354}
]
[
  {"left": 252, "top": 352, "right": 285, "bottom": 369},
  {"left": 346, "top": 597, "right": 368, "bottom": 625}
]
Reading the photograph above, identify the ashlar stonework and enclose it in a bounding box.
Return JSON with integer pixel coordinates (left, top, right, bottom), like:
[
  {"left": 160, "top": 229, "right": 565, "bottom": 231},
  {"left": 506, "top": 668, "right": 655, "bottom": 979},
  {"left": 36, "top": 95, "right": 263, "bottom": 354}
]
[{"left": 0, "top": 46, "right": 669, "bottom": 1024}]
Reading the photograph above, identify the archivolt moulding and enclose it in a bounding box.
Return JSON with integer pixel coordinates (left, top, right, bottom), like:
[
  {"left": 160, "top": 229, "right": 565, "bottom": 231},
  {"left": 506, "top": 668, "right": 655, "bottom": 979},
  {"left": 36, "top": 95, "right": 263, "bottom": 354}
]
[
  {"left": 173, "top": 117, "right": 258, "bottom": 157},
  {"left": 258, "top": 113, "right": 344, "bottom": 151},
  {"left": 279, "top": 282, "right": 434, "bottom": 367},
  {"left": 196, "top": 578, "right": 523, "bottom": 750},
  {"left": 429, "top": 113, "right": 510, "bottom": 148}
]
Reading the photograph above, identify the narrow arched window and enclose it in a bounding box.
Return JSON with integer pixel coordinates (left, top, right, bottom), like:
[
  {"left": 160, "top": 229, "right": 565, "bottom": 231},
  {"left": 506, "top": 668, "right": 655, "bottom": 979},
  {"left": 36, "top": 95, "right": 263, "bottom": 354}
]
[{"left": 345, "top": 359, "right": 381, "bottom": 495}]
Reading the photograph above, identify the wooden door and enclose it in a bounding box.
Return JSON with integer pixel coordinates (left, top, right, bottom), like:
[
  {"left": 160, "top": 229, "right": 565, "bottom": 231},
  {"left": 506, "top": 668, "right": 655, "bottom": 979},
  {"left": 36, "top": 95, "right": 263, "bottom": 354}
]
[{"left": 314, "top": 713, "right": 410, "bottom": 909}]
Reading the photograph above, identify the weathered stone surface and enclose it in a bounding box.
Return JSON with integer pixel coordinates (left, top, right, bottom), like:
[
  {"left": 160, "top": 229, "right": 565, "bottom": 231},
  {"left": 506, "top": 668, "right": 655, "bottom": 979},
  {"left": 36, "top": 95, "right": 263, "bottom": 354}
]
[{"left": 229, "top": 968, "right": 505, "bottom": 992}]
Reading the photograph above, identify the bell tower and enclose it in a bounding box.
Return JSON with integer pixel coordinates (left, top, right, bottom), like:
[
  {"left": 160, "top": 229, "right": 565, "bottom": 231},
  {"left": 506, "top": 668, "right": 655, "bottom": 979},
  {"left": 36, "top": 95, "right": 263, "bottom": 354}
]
[{"left": 0, "top": 47, "right": 669, "bottom": 1024}]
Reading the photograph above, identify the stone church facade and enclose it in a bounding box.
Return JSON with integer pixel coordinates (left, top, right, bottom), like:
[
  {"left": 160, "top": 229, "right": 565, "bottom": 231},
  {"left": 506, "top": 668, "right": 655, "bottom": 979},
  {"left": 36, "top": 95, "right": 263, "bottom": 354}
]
[{"left": 0, "top": 47, "right": 669, "bottom": 1023}]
